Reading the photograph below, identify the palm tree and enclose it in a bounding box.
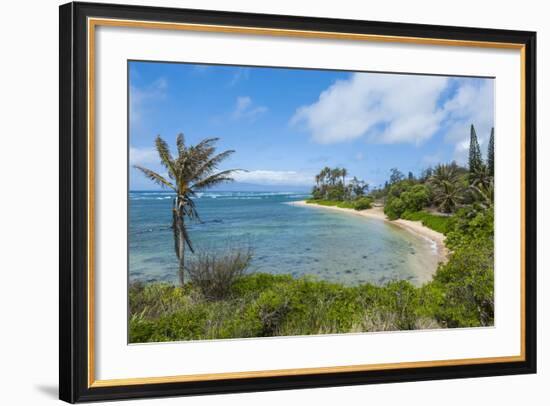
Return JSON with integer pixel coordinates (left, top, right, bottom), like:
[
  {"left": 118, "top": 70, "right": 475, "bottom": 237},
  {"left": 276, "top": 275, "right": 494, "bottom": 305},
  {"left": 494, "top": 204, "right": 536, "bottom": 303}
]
[
  {"left": 135, "top": 134, "right": 238, "bottom": 285},
  {"left": 470, "top": 179, "right": 494, "bottom": 209},
  {"left": 469, "top": 163, "right": 492, "bottom": 190},
  {"left": 319, "top": 167, "right": 330, "bottom": 186},
  {"left": 432, "top": 181, "right": 464, "bottom": 213},
  {"left": 428, "top": 163, "right": 464, "bottom": 213},
  {"left": 329, "top": 168, "right": 339, "bottom": 185},
  {"left": 429, "top": 163, "right": 460, "bottom": 185},
  {"left": 341, "top": 168, "right": 347, "bottom": 186}
]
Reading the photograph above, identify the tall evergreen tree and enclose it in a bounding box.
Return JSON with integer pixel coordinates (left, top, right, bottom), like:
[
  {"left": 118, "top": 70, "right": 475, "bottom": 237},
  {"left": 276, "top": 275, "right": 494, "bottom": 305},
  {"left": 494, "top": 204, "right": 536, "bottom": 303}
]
[
  {"left": 487, "top": 127, "right": 495, "bottom": 175},
  {"left": 468, "top": 124, "right": 482, "bottom": 174}
]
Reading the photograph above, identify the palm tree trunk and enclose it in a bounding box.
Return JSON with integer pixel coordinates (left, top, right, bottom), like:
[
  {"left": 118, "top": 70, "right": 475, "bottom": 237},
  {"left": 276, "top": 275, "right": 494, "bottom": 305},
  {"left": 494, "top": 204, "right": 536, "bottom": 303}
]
[
  {"left": 173, "top": 198, "right": 186, "bottom": 285},
  {"left": 176, "top": 216, "right": 186, "bottom": 285}
]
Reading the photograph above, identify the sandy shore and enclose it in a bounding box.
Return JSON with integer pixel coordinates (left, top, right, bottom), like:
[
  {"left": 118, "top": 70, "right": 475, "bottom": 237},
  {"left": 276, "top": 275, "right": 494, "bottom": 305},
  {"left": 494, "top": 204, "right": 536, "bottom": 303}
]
[{"left": 289, "top": 201, "right": 448, "bottom": 264}]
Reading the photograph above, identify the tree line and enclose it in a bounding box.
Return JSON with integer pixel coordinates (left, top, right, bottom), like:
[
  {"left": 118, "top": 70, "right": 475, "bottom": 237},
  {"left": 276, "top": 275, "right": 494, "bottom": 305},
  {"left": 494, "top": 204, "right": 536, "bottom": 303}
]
[
  {"left": 311, "top": 167, "right": 369, "bottom": 201},
  {"left": 381, "top": 124, "right": 494, "bottom": 219}
]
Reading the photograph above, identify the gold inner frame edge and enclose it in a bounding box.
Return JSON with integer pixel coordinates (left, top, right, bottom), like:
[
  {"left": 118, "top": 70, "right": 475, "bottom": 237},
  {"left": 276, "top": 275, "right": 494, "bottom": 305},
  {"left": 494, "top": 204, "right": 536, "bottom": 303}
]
[{"left": 87, "top": 17, "right": 527, "bottom": 388}]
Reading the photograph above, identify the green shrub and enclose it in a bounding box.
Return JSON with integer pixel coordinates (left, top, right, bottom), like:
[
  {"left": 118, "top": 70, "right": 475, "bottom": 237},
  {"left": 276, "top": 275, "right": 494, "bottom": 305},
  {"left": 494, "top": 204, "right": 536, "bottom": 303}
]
[
  {"left": 384, "top": 196, "right": 406, "bottom": 220},
  {"left": 401, "top": 184, "right": 430, "bottom": 212},
  {"left": 445, "top": 206, "right": 494, "bottom": 250},
  {"left": 353, "top": 196, "right": 373, "bottom": 210},
  {"left": 401, "top": 210, "right": 452, "bottom": 234},
  {"left": 306, "top": 199, "right": 355, "bottom": 209},
  {"left": 248, "top": 288, "right": 292, "bottom": 336},
  {"left": 327, "top": 185, "right": 346, "bottom": 201},
  {"left": 128, "top": 275, "right": 445, "bottom": 342},
  {"left": 186, "top": 248, "right": 253, "bottom": 300},
  {"left": 232, "top": 273, "right": 292, "bottom": 297},
  {"left": 384, "top": 182, "right": 430, "bottom": 220},
  {"left": 430, "top": 238, "right": 494, "bottom": 327}
]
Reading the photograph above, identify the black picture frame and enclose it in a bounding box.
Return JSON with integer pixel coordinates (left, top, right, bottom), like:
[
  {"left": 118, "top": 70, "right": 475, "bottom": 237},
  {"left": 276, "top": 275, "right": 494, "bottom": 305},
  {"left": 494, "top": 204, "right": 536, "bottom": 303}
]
[{"left": 59, "top": 1, "right": 537, "bottom": 403}]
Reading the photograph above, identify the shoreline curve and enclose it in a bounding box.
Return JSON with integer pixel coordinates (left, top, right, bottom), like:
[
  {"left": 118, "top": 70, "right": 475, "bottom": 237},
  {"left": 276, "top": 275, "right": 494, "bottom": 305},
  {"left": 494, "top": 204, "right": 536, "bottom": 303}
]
[{"left": 289, "top": 200, "right": 449, "bottom": 266}]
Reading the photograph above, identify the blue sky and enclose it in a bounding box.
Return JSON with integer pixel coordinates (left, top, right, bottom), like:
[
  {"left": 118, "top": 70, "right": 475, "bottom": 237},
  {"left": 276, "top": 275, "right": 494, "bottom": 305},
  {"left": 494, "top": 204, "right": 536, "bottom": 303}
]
[{"left": 129, "top": 61, "right": 494, "bottom": 191}]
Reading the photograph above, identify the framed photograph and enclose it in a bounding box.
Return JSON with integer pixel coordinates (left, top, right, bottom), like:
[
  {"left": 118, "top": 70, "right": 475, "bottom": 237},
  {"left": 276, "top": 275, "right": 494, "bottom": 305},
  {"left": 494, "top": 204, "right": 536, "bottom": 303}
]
[{"left": 59, "top": 2, "right": 536, "bottom": 403}]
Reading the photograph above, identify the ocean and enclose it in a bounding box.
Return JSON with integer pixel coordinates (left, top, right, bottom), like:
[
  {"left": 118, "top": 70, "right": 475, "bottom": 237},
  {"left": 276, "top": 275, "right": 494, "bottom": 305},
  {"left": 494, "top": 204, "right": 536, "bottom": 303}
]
[{"left": 129, "top": 191, "right": 439, "bottom": 286}]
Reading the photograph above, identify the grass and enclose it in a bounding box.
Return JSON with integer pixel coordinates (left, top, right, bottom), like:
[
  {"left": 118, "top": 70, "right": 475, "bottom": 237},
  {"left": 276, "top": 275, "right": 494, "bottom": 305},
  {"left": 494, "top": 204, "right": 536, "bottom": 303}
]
[
  {"left": 400, "top": 210, "right": 452, "bottom": 234},
  {"left": 305, "top": 199, "right": 356, "bottom": 209},
  {"left": 129, "top": 274, "right": 441, "bottom": 343},
  {"left": 305, "top": 198, "right": 372, "bottom": 211}
]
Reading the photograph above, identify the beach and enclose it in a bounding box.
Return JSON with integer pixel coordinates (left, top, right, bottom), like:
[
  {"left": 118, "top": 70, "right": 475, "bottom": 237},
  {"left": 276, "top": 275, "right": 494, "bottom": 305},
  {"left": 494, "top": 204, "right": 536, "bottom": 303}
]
[{"left": 289, "top": 201, "right": 449, "bottom": 265}]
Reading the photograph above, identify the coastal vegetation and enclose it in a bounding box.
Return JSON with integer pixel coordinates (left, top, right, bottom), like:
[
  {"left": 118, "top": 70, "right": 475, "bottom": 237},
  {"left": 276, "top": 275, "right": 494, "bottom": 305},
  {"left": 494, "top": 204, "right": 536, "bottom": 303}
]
[
  {"left": 400, "top": 211, "right": 451, "bottom": 234},
  {"left": 134, "top": 134, "right": 237, "bottom": 285},
  {"left": 311, "top": 167, "right": 369, "bottom": 202},
  {"left": 131, "top": 125, "right": 495, "bottom": 342},
  {"left": 304, "top": 197, "right": 373, "bottom": 211}
]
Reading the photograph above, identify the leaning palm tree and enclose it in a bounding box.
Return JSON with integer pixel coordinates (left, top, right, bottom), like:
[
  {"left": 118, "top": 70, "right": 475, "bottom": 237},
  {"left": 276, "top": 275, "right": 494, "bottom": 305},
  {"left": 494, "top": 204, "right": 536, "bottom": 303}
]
[{"left": 135, "top": 134, "right": 238, "bottom": 285}]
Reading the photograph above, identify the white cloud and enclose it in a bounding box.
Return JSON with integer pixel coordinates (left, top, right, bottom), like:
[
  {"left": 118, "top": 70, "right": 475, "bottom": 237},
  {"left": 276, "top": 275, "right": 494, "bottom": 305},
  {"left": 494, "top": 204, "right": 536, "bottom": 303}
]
[
  {"left": 130, "top": 78, "right": 167, "bottom": 125},
  {"left": 232, "top": 96, "right": 267, "bottom": 121},
  {"left": 233, "top": 170, "right": 313, "bottom": 186},
  {"left": 291, "top": 73, "right": 494, "bottom": 159},
  {"left": 291, "top": 73, "right": 448, "bottom": 145},
  {"left": 129, "top": 146, "right": 159, "bottom": 166},
  {"left": 441, "top": 80, "right": 494, "bottom": 162}
]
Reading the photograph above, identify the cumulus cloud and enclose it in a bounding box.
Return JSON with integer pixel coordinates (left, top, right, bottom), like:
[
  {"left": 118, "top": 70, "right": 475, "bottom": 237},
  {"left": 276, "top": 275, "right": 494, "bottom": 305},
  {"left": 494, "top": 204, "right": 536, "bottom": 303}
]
[
  {"left": 291, "top": 73, "right": 494, "bottom": 160},
  {"left": 233, "top": 170, "right": 313, "bottom": 186},
  {"left": 291, "top": 73, "right": 448, "bottom": 145},
  {"left": 233, "top": 96, "right": 267, "bottom": 121}
]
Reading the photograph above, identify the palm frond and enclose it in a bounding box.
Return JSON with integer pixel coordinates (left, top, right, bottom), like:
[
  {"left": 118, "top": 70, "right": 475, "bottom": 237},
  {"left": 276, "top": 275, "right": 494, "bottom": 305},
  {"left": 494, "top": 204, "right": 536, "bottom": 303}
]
[
  {"left": 193, "top": 137, "right": 220, "bottom": 152},
  {"left": 173, "top": 138, "right": 218, "bottom": 183},
  {"left": 134, "top": 165, "right": 175, "bottom": 190},
  {"left": 190, "top": 149, "right": 235, "bottom": 182},
  {"left": 179, "top": 195, "right": 201, "bottom": 222},
  {"left": 191, "top": 169, "right": 238, "bottom": 190},
  {"left": 171, "top": 207, "right": 194, "bottom": 254},
  {"left": 176, "top": 133, "right": 186, "bottom": 158},
  {"left": 180, "top": 221, "right": 194, "bottom": 253},
  {"left": 155, "top": 135, "right": 177, "bottom": 178}
]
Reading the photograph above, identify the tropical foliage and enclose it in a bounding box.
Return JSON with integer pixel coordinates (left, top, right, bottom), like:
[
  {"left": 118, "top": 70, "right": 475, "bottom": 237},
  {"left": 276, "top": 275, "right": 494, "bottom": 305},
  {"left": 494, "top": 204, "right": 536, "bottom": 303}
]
[
  {"left": 311, "top": 167, "right": 368, "bottom": 202},
  {"left": 373, "top": 125, "right": 495, "bottom": 218},
  {"left": 135, "top": 134, "right": 238, "bottom": 285},
  {"left": 384, "top": 183, "right": 430, "bottom": 220},
  {"left": 130, "top": 124, "right": 496, "bottom": 342},
  {"left": 400, "top": 211, "right": 452, "bottom": 234}
]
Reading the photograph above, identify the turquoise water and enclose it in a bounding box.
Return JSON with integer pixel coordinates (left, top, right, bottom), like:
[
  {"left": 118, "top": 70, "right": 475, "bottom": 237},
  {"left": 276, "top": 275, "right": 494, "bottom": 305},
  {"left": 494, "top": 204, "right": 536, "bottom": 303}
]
[{"left": 129, "top": 191, "right": 439, "bottom": 286}]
